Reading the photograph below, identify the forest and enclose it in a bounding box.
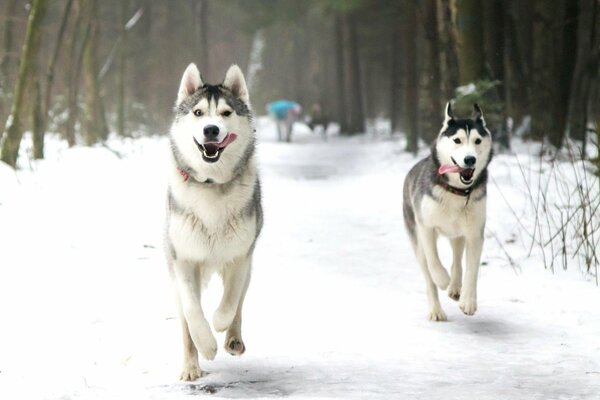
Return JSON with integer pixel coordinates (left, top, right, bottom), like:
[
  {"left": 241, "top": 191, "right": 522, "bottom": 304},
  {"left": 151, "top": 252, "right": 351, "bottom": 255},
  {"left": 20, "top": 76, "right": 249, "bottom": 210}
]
[{"left": 0, "top": 0, "right": 599, "bottom": 166}]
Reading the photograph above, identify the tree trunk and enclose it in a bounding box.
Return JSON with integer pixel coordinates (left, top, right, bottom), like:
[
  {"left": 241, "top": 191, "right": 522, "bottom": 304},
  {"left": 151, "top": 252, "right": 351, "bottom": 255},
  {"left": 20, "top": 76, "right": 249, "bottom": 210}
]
[
  {"left": 117, "top": 0, "right": 129, "bottom": 137},
  {"left": 390, "top": 14, "right": 403, "bottom": 134},
  {"left": 0, "top": 0, "right": 19, "bottom": 137},
  {"left": 531, "top": 0, "right": 573, "bottom": 149},
  {"left": 567, "top": 0, "right": 600, "bottom": 146},
  {"left": 333, "top": 12, "right": 347, "bottom": 131},
  {"left": 402, "top": 0, "right": 419, "bottom": 153},
  {"left": 340, "top": 11, "right": 364, "bottom": 135},
  {"left": 65, "top": 1, "right": 86, "bottom": 147},
  {"left": 36, "top": 0, "right": 74, "bottom": 156},
  {"left": 32, "top": 78, "right": 43, "bottom": 159},
  {"left": 502, "top": 0, "right": 531, "bottom": 125},
  {"left": 82, "top": 0, "right": 109, "bottom": 145},
  {"left": 193, "top": 0, "right": 210, "bottom": 78},
  {"left": 0, "top": 0, "right": 48, "bottom": 168},
  {"left": 436, "top": 0, "right": 460, "bottom": 99},
  {"left": 455, "top": 0, "right": 485, "bottom": 84},
  {"left": 420, "top": 0, "right": 443, "bottom": 143}
]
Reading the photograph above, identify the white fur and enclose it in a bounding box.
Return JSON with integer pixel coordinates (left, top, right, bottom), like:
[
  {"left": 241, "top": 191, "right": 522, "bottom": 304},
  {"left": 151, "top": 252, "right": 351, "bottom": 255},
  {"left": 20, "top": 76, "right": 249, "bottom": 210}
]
[
  {"left": 415, "top": 185, "right": 486, "bottom": 320},
  {"left": 168, "top": 64, "right": 257, "bottom": 380}
]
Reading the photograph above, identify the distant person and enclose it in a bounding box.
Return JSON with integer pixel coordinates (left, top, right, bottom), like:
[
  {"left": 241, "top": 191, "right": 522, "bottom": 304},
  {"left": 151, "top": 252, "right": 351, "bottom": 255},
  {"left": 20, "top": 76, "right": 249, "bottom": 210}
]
[
  {"left": 266, "top": 99, "right": 302, "bottom": 142},
  {"left": 307, "top": 103, "right": 330, "bottom": 141}
]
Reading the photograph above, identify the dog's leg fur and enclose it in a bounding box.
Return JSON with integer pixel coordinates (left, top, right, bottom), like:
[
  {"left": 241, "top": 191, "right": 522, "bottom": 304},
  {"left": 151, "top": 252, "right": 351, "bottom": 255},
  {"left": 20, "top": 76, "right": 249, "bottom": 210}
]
[
  {"left": 173, "top": 261, "right": 218, "bottom": 363},
  {"left": 448, "top": 237, "right": 465, "bottom": 301},
  {"left": 213, "top": 256, "right": 250, "bottom": 333},
  {"left": 224, "top": 269, "right": 251, "bottom": 355},
  {"left": 169, "top": 261, "right": 203, "bottom": 380},
  {"left": 412, "top": 239, "right": 447, "bottom": 321},
  {"left": 459, "top": 234, "right": 483, "bottom": 315},
  {"left": 418, "top": 227, "right": 451, "bottom": 290},
  {"left": 178, "top": 304, "right": 203, "bottom": 380}
]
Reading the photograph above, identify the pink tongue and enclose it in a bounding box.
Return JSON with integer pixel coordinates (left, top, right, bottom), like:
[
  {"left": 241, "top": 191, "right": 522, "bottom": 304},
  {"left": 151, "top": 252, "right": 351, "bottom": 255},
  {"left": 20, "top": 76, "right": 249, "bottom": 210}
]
[
  {"left": 216, "top": 133, "right": 238, "bottom": 148},
  {"left": 438, "top": 164, "right": 462, "bottom": 175}
]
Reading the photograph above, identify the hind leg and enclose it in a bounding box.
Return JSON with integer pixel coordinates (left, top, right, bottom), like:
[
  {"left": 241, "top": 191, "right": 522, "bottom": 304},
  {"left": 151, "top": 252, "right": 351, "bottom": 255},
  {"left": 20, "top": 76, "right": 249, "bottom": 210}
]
[
  {"left": 413, "top": 241, "right": 446, "bottom": 321},
  {"left": 213, "top": 256, "right": 250, "bottom": 333},
  {"left": 448, "top": 237, "right": 465, "bottom": 301}
]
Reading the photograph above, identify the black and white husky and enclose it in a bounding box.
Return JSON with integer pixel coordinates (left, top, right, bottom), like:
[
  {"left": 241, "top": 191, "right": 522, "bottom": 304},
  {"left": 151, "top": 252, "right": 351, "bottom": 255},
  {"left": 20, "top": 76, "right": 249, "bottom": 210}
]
[
  {"left": 403, "top": 103, "right": 493, "bottom": 321},
  {"left": 165, "top": 63, "right": 263, "bottom": 380}
]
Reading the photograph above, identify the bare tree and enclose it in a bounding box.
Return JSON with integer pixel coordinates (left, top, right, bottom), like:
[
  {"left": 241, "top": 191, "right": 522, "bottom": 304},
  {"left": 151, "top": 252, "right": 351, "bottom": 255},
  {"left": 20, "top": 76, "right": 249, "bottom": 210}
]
[
  {"left": 33, "top": 0, "right": 74, "bottom": 158},
  {"left": 81, "top": 0, "right": 109, "bottom": 145},
  {"left": 0, "top": 0, "right": 48, "bottom": 167}
]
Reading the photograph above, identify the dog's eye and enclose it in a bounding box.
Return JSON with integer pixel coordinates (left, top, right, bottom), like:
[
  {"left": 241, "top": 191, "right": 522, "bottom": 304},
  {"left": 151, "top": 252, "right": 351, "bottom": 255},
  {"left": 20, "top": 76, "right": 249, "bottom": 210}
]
[
  {"left": 475, "top": 138, "right": 482, "bottom": 145},
  {"left": 453, "top": 138, "right": 461, "bottom": 144},
  {"left": 193, "top": 109, "right": 203, "bottom": 117},
  {"left": 222, "top": 110, "right": 232, "bottom": 117}
]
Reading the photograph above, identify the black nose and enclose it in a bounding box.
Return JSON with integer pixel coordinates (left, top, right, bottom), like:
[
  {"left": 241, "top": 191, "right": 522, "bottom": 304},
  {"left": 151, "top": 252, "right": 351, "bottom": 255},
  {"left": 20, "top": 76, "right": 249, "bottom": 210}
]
[
  {"left": 203, "top": 125, "right": 220, "bottom": 141},
  {"left": 464, "top": 155, "right": 476, "bottom": 167}
]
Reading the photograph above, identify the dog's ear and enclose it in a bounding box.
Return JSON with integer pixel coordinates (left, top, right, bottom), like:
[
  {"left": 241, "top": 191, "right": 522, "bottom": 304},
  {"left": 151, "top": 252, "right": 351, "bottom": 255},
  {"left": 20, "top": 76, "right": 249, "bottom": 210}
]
[
  {"left": 473, "top": 103, "right": 486, "bottom": 125},
  {"left": 443, "top": 101, "right": 454, "bottom": 125},
  {"left": 223, "top": 64, "right": 249, "bottom": 104},
  {"left": 177, "top": 63, "right": 203, "bottom": 105}
]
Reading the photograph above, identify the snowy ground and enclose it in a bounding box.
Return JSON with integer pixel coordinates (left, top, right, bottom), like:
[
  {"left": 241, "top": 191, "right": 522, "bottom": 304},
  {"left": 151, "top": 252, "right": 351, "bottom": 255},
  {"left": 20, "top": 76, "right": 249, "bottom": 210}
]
[{"left": 1, "top": 119, "right": 599, "bottom": 399}]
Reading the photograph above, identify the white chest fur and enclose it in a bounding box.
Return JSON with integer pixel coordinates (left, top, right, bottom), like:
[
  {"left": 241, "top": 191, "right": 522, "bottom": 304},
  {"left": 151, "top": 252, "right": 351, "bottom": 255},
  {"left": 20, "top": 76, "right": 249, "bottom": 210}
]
[
  {"left": 419, "top": 186, "right": 486, "bottom": 238},
  {"left": 167, "top": 161, "right": 258, "bottom": 266}
]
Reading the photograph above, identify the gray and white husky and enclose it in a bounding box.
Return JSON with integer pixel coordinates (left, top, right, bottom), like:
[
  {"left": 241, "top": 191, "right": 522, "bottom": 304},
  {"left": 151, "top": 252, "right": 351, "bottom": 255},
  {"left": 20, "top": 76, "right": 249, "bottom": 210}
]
[
  {"left": 403, "top": 103, "right": 493, "bottom": 321},
  {"left": 165, "top": 63, "right": 262, "bottom": 380}
]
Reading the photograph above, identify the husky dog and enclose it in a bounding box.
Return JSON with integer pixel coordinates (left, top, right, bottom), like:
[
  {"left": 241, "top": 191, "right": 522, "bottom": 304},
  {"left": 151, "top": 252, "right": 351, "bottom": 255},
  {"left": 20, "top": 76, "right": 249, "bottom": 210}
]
[
  {"left": 403, "top": 103, "right": 493, "bottom": 321},
  {"left": 165, "top": 63, "right": 262, "bottom": 380}
]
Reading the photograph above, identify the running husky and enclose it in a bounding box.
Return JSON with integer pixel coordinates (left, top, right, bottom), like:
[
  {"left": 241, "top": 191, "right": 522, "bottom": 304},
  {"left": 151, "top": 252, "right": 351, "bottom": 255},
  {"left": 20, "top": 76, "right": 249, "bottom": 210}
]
[
  {"left": 403, "top": 103, "right": 493, "bottom": 321},
  {"left": 165, "top": 63, "right": 262, "bottom": 380}
]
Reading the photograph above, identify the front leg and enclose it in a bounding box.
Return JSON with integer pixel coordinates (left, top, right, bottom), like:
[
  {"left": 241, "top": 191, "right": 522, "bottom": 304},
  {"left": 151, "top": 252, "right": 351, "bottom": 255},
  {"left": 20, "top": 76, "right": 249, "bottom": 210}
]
[
  {"left": 418, "top": 226, "right": 450, "bottom": 290},
  {"left": 459, "top": 233, "right": 484, "bottom": 315},
  {"left": 173, "top": 261, "right": 217, "bottom": 362}
]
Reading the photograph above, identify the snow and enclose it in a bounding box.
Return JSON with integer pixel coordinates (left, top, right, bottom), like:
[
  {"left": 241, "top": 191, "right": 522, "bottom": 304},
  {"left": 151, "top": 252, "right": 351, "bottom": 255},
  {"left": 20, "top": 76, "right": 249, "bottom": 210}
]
[{"left": 1, "top": 119, "right": 599, "bottom": 399}]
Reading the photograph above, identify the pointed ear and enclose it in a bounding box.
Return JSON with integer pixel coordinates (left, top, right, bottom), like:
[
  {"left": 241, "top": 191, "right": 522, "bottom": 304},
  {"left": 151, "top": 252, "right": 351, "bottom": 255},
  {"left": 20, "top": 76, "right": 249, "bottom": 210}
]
[
  {"left": 222, "top": 64, "right": 249, "bottom": 104},
  {"left": 473, "top": 103, "right": 486, "bottom": 125},
  {"left": 443, "top": 101, "right": 454, "bottom": 125},
  {"left": 177, "top": 63, "right": 203, "bottom": 105}
]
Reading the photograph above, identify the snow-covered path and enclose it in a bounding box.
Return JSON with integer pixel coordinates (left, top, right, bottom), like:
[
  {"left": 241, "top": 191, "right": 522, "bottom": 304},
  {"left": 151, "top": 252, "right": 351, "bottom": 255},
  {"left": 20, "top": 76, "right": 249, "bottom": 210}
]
[{"left": 1, "top": 124, "right": 599, "bottom": 399}]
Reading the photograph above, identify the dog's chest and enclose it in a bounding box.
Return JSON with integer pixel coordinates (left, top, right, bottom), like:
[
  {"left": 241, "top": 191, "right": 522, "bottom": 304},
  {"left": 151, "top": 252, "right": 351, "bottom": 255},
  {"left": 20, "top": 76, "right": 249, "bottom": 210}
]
[
  {"left": 419, "top": 189, "right": 486, "bottom": 238},
  {"left": 168, "top": 183, "right": 257, "bottom": 264}
]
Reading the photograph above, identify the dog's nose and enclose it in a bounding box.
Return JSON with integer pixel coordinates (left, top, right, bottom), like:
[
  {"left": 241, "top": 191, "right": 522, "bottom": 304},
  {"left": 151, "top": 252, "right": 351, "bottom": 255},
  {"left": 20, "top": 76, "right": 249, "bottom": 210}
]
[
  {"left": 464, "top": 155, "right": 476, "bottom": 167},
  {"left": 203, "top": 125, "right": 220, "bottom": 141}
]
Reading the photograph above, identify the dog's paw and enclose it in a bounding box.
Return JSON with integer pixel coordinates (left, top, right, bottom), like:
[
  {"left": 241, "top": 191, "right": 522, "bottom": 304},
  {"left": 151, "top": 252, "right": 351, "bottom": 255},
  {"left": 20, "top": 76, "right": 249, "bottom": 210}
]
[
  {"left": 430, "top": 267, "right": 450, "bottom": 290},
  {"left": 448, "top": 284, "right": 461, "bottom": 301},
  {"left": 225, "top": 336, "right": 246, "bottom": 356},
  {"left": 197, "top": 334, "right": 218, "bottom": 360},
  {"left": 180, "top": 365, "right": 206, "bottom": 381},
  {"left": 428, "top": 308, "right": 447, "bottom": 322},
  {"left": 459, "top": 296, "right": 477, "bottom": 316},
  {"left": 213, "top": 307, "right": 236, "bottom": 333}
]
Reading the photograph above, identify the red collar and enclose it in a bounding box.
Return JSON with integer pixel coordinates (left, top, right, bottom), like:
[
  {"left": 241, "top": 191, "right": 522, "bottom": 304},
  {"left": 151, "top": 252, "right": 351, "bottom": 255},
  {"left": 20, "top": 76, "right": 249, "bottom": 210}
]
[{"left": 178, "top": 167, "right": 191, "bottom": 182}]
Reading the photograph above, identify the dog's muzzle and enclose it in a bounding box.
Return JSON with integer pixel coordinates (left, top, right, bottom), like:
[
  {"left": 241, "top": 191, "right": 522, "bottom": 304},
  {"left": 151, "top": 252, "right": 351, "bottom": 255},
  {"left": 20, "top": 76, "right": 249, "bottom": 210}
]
[{"left": 193, "top": 133, "right": 238, "bottom": 163}]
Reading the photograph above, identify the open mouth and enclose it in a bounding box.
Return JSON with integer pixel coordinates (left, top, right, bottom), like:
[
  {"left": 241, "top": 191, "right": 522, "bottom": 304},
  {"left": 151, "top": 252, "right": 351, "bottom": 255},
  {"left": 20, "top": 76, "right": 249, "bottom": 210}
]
[
  {"left": 193, "top": 133, "right": 238, "bottom": 163},
  {"left": 437, "top": 157, "right": 475, "bottom": 185}
]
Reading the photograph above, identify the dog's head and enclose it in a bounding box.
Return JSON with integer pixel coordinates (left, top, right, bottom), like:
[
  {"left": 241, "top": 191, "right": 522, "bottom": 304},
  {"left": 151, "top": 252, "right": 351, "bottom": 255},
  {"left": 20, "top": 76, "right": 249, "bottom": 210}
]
[
  {"left": 170, "top": 63, "right": 255, "bottom": 182},
  {"left": 435, "top": 102, "right": 493, "bottom": 187}
]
